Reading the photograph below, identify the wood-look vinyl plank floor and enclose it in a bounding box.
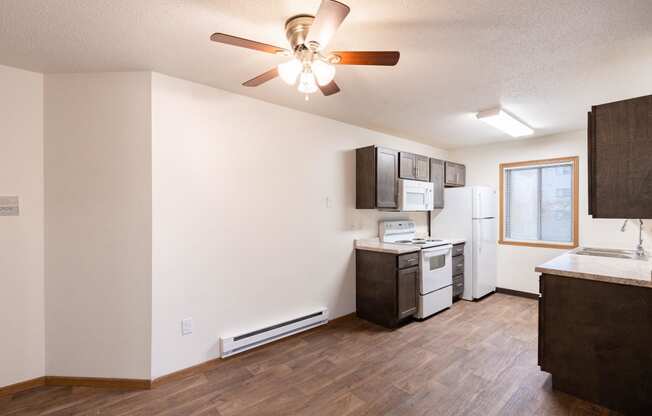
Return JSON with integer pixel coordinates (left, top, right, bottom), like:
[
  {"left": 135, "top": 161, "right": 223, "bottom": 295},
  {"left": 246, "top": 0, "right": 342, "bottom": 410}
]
[{"left": 0, "top": 294, "right": 621, "bottom": 416}]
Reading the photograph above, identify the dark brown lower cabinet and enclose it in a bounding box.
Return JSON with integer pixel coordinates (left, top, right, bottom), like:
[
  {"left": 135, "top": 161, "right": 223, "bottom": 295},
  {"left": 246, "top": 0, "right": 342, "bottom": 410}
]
[
  {"left": 452, "top": 243, "right": 465, "bottom": 299},
  {"left": 356, "top": 249, "right": 418, "bottom": 328},
  {"left": 538, "top": 273, "right": 652, "bottom": 415}
]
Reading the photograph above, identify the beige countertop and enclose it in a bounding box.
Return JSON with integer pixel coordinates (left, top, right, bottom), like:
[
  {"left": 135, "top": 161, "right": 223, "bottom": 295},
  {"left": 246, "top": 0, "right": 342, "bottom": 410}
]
[
  {"left": 535, "top": 248, "right": 652, "bottom": 289},
  {"left": 354, "top": 238, "right": 465, "bottom": 255},
  {"left": 354, "top": 239, "right": 420, "bottom": 254}
]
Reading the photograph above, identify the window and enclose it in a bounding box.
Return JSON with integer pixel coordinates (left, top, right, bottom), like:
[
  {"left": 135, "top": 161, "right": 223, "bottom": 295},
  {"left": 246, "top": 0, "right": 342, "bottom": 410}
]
[{"left": 499, "top": 157, "right": 579, "bottom": 249}]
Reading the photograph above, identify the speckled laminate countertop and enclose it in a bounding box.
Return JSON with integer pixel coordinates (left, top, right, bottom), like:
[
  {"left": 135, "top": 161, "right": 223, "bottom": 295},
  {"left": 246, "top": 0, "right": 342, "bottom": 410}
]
[
  {"left": 354, "top": 238, "right": 465, "bottom": 255},
  {"left": 535, "top": 248, "right": 652, "bottom": 289}
]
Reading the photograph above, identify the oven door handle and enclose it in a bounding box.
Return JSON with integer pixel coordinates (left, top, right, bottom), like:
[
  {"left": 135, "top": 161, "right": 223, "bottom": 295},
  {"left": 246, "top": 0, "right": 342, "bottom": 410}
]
[{"left": 421, "top": 245, "right": 452, "bottom": 258}]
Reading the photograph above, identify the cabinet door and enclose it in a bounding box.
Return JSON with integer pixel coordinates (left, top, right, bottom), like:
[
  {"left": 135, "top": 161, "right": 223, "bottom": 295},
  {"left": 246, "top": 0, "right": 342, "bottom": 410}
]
[
  {"left": 587, "top": 111, "right": 595, "bottom": 216},
  {"left": 430, "top": 158, "right": 445, "bottom": 208},
  {"left": 538, "top": 276, "right": 544, "bottom": 368},
  {"left": 397, "top": 266, "right": 418, "bottom": 319},
  {"left": 445, "top": 162, "right": 466, "bottom": 187},
  {"left": 399, "top": 152, "right": 416, "bottom": 179},
  {"left": 593, "top": 95, "right": 652, "bottom": 218},
  {"left": 456, "top": 164, "right": 466, "bottom": 186},
  {"left": 376, "top": 147, "right": 398, "bottom": 208},
  {"left": 415, "top": 155, "right": 430, "bottom": 181}
]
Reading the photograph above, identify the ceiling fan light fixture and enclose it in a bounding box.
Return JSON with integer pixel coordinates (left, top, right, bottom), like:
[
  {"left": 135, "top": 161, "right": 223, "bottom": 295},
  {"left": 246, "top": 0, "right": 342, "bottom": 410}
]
[
  {"left": 297, "top": 70, "right": 318, "bottom": 94},
  {"left": 311, "top": 59, "right": 336, "bottom": 86},
  {"left": 277, "top": 58, "right": 302, "bottom": 85},
  {"left": 476, "top": 108, "right": 534, "bottom": 137}
]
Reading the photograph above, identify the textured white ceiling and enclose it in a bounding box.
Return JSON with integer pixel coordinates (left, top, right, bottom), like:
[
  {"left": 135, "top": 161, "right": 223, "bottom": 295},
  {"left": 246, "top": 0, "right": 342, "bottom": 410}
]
[{"left": 2, "top": 0, "right": 652, "bottom": 148}]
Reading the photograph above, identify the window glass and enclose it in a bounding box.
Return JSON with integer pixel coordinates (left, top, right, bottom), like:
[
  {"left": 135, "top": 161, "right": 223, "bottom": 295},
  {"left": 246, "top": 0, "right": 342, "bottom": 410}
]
[
  {"left": 541, "top": 165, "right": 572, "bottom": 242},
  {"left": 506, "top": 168, "right": 539, "bottom": 241}
]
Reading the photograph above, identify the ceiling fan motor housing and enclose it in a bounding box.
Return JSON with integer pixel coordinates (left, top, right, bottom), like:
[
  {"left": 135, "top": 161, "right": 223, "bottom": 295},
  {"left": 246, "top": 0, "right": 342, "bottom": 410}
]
[{"left": 285, "top": 15, "right": 315, "bottom": 51}]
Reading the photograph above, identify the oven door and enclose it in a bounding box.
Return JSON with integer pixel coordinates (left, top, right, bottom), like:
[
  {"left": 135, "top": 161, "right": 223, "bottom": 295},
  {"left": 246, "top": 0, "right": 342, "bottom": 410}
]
[
  {"left": 399, "top": 179, "right": 434, "bottom": 211},
  {"left": 419, "top": 245, "right": 453, "bottom": 295}
]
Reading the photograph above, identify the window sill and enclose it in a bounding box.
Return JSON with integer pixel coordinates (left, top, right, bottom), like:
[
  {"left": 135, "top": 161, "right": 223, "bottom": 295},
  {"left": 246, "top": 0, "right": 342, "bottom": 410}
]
[{"left": 498, "top": 240, "right": 578, "bottom": 250}]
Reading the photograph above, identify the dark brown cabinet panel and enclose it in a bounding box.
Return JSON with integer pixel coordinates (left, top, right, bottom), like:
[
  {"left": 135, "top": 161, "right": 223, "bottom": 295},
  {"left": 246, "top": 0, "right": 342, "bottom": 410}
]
[
  {"left": 415, "top": 155, "right": 430, "bottom": 181},
  {"left": 356, "top": 249, "right": 419, "bottom": 328},
  {"left": 399, "top": 152, "right": 430, "bottom": 181},
  {"left": 377, "top": 148, "right": 399, "bottom": 208},
  {"left": 430, "top": 158, "right": 445, "bottom": 209},
  {"left": 588, "top": 95, "right": 652, "bottom": 218},
  {"left": 452, "top": 255, "right": 464, "bottom": 275},
  {"left": 445, "top": 161, "right": 466, "bottom": 187},
  {"left": 538, "top": 273, "right": 652, "bottom": 414},
  {"left": 399, "top": 152, "right": 415, "bottom": 179},
  {"left": 397, "top": 252, "right": 419, "bottom": 269},
  {"left": 356, "top": 146, "right": 398, "bottom": 209},
  {"left": 397, "top": 267, "right": 418, "bottom": 319},
  {"left": 452, "top": 243, "right": 465, "bottom": 299}
]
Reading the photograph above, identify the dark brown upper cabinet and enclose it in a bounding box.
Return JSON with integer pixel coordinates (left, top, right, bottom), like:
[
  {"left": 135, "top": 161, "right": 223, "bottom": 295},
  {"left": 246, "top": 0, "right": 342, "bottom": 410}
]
[
  {"left": 588, "top": 94, "right": 652, "bottom": 218},
  {"left": 356, "top": 146, "right": 398, "bottom": 209},
  {"left": 445, "top": 161, "right": 466, "bottom": 187},
  {"left": 430, "top": 158, "right": 445, "bottom": 209},
  {"left": 399, "top": 152, "right": 430, "bottom": 181}
]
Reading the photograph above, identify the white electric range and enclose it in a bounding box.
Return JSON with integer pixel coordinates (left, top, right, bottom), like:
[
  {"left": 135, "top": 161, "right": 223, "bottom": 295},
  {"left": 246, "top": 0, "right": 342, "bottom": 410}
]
[{"left": 379, "top": 221, "right": 453, "bottom": 318}]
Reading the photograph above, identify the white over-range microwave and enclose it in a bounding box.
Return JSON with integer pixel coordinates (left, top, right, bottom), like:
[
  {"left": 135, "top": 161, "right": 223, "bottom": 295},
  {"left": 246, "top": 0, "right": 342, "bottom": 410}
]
[{"left": 398, "top": 179, "right": 434, "bottom": 211}]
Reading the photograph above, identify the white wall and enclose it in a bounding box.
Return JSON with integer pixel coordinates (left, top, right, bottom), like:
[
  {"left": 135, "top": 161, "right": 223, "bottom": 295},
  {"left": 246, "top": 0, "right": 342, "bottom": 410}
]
[
  {"left": 150, "top": 73, "right": 447, "bottom": 378},
  {"left": 44, "top": 72, "right": 152, "bottom": 379},
  {"left": 448, "top": 130, "right": 652, "bottom": 294},
  {"left": 0, "top": 65, "right": 45, "bottom": 387}
]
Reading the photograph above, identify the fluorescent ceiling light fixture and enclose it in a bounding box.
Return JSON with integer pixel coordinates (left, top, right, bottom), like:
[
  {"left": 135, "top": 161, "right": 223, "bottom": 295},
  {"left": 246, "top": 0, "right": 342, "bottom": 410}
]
[{"left": 476, "top": 108, "right": 534, "bottom": 137}]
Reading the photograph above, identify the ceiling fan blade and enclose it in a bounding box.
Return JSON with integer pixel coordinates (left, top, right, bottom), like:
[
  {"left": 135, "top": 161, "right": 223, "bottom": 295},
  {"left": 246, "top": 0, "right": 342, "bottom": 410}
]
[
  {"left": 319, "top": 80, "right": 340, "bottom": 96},
  {"left": 331, "top": 51, "right": 400, "bottom": 66},
  {"left": 305, "top": 0, "right": 350, "bottom": 51},
  {"left": 242, "top": 68, "right": 279, "bottom": 87},
  {"left": 210, "top": 33, "right": 287, "bottom": 54}
]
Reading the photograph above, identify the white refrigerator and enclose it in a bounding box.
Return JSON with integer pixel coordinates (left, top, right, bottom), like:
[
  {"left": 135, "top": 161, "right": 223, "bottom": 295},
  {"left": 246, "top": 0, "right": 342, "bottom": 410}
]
[{"left": 431, "top": 186, "right": 497, "bottom": 300}]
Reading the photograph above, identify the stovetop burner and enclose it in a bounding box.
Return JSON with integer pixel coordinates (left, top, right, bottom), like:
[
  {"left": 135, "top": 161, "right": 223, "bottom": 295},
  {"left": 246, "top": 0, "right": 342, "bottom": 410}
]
[
  {"left": 379, "top": 221, "right": 450, "bottom": 249},
  {"left": 386, "top": 238, "right": 449, "bottom": 247}
]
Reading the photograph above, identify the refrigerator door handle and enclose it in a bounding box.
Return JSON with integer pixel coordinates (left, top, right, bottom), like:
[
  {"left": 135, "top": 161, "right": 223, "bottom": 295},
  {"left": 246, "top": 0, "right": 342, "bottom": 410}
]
[
  {"left": 479, "top": 193, "right": 482, "bottom": 217},
  {"left": 478, "top": 223, "right": 482, "bottom": 254}
]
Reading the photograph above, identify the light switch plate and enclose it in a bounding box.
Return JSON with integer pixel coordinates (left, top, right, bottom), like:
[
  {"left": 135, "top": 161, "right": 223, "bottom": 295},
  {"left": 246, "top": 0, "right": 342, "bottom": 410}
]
[
  {"left": 0, "top": 196, "right": 19, "bottom": 216},
  {"left": 181, "top": 318, "right": 193, "bottom": 336}
]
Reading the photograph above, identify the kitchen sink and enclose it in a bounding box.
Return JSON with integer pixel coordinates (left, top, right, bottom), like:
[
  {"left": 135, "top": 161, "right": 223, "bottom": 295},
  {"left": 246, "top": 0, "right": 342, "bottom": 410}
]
[{"left": 573, "top": 247, "right": 647, "bottom": 260}]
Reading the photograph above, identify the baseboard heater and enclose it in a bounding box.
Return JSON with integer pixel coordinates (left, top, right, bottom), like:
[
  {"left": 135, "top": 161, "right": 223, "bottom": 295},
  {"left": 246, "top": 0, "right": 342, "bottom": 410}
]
[{"left": 219, "top": 308, "right": 329, "bottom": 358}]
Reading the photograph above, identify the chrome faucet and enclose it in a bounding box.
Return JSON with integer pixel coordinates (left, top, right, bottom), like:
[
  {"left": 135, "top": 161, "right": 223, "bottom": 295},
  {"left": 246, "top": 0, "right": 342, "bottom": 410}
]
[{"left": 620, "top": 219, "right": 646, "bottom": 257}]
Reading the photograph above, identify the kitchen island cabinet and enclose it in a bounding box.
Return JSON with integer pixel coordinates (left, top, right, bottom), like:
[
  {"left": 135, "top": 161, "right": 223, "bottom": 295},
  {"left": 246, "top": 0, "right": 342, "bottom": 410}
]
[{"left": 536, "top": 252, "right": 652, "bottom": 414}]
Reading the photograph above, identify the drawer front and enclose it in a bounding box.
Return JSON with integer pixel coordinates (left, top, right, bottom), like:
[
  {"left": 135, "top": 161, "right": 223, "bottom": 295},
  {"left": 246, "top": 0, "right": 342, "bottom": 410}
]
[
  {"left": 452, "top": 255, "right": 464, "bottom": 275},
  {"left": 398, "top": 252, "right": 419, "bottom": 269},
  {"left": 453, "top": 279, "right": 464, "bottom": 296},
  {"left": 452, "top": 244, "right": 465, "bottom": 257}
]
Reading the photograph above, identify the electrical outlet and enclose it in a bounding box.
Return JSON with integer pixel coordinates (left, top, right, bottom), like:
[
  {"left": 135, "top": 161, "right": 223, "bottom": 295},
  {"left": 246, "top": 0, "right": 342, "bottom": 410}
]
[
  {"left": 0, "top": 196, "right": 19, "bottom": 216},
  {"left": 325, "top": 197, "right": 332, "bottom": 208},
  {"left": 181, "top": 318, "right": 193, "bottom": 336}
]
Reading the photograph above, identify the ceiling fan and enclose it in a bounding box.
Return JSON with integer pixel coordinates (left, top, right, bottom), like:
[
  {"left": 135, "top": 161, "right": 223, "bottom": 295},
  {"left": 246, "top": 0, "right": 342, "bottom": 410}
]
[{"left": 210, "top": 0, "right": 400, "bottom": 99}]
